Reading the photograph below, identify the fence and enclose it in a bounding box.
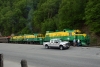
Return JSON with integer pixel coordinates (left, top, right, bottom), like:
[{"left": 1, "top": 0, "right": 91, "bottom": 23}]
[{"left": 0, "top": 54, "right": 28, "bottom": 67}]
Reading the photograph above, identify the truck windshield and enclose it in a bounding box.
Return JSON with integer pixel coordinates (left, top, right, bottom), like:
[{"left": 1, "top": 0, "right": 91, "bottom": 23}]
[{"left": 57, "top": 39, "right": 61, "bottom": 42}]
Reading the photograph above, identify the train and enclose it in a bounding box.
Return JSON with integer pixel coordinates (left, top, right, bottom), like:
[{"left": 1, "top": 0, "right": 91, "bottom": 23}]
[
  {"left": 44, "top": 29, "right": 90, "bottom": 46},
  {"left": 10, "top": 33, "right": 44, "bottom": 44},
  {"left": 0, "top": 36, "right": 10, "bottom": 43},
  {"left": 0, "top": 29, "right": 90, "bottom": 46}
]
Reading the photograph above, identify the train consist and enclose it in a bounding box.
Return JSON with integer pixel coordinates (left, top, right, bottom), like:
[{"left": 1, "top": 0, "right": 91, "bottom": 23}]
[
  {"left": 9, "top": 33, "right": 44, "bottom": 44},
  {"left": 0, "top": 29, "right": 90, "bottom": 46},
  {"left": 0, "top": 36, "right": 10, "bottom": 43}
]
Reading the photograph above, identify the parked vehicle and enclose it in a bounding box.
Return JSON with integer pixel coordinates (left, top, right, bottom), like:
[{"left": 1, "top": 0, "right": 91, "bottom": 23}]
[{"left": 43, "top": 39, "right": 70, "bottom": 50}]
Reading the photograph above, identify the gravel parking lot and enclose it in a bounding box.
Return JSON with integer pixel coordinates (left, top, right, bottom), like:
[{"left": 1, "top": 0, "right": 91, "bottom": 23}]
[{"left": 0, "top": 43, "right": 100, "bottom": 67}]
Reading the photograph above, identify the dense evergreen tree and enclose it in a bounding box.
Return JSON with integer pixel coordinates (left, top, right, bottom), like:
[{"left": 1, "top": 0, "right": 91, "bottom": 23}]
[
  {"left": 58, "top": 0, "right": 87, "bottom": 30},
  {"left": 33, "top": 0, "right": 61, "bottom": 32},
  {"left": 84, "top": 0, "right": 100, "bottom": 35}
]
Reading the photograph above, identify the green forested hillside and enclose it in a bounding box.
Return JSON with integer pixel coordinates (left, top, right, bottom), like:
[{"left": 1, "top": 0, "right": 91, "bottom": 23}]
[{"left": 0, "top": 0, "right": 100, "bottom": 38}]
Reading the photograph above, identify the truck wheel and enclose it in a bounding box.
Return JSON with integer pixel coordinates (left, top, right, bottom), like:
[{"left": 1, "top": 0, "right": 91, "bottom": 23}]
[
  {"left": 66, "top": 44, "right": 70, "bottom": 49},
  {"left": 59, "top": 46, "right": 64, "bottom": 50},
  {"left": 66, "top": 47, "right": 69, "bottom": 49},
  {"left": 45, "top": 45, "right": 49, "bottom": 49}
]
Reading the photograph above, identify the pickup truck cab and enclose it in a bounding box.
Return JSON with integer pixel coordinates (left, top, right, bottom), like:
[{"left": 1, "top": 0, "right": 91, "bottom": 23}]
[{"left": 43, "top": 39, "right": 70, "bottom": 50}]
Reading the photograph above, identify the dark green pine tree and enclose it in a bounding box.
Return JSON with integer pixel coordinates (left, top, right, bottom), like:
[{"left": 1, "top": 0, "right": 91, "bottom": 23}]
[
  {"left": 58, "top": 0, "right": 87, "bottom": 30},
  {"left": 84, "top": 0, "right": 100, "bottom": 35}
]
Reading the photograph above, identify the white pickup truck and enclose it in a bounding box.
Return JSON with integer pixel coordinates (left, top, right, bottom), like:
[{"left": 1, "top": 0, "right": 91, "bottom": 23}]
[{"left": 43, "top": 39, "right": 70, "bottom": 50}]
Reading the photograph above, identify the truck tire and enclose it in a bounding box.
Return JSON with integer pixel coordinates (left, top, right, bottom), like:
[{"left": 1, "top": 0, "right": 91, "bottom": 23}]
[
  {"left": 66, "top": 44, "right": 70, "bottom": 49},
  {"left": 45, "top": 45, "right": 49, "bottom": 49},
  {"left": 59, "top": 46, "right": 64, "bottom": 50},
  {"left": 66, "top": 47, "right": 69, "bottom": 49}
]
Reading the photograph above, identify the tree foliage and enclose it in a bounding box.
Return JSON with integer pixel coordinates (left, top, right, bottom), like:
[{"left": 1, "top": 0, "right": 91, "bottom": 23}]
[
  {"left": 33, "top": 0, "right": 61, "bottom": 32},
  {"left": 0, "top": 0, "right": 100, "bottom": 36},
  {"left": 58, "top": 0, "right": 87, "bottom": 30},
  {"left": 84, "top": 0, "right": 100, "bottom": 35}
]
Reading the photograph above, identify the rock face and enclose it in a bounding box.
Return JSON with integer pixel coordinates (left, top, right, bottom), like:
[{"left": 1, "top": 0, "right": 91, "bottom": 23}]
[{"left": 81, "top": 26, "right": 100, "bottom": 46}]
